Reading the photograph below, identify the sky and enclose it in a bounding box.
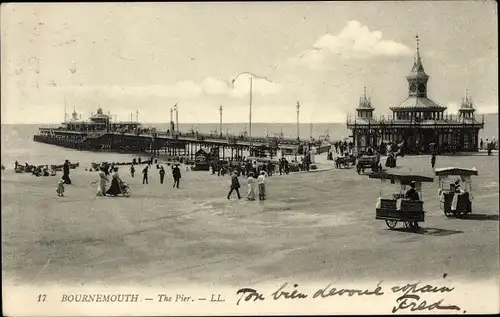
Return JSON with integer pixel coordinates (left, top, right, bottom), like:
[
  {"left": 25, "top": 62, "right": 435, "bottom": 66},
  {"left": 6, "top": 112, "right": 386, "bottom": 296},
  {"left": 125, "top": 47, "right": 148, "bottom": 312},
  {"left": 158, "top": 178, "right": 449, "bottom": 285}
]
[{"left": 1, "top": 1, "right": 497, "bottom": 124}]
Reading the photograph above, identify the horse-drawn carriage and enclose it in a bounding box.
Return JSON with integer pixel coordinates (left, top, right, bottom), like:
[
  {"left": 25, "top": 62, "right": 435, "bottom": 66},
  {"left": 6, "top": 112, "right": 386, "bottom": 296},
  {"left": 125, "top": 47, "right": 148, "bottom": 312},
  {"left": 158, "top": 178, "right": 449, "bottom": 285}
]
[
  {"left": 435, "top": 167, "right": 478, "bottom": 217},
  {"left": 334, "top": 154, "right": 356, "bottom": 169},
  {"left": 370, "top": 173, "right": 434, "bottom": 231},
  {"left": 356, "top": 155, "right": 381, "bottom": 174}
]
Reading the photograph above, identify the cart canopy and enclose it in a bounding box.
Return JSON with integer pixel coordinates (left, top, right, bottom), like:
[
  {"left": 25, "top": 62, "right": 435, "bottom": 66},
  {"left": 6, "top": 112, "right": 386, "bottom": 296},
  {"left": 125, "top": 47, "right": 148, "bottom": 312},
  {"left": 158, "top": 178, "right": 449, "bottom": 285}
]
[
  {"left": 369, "top": 172, "right": 434, "bottom": 185},
  {"left": 434, "top": 167, "right": 478, "bottom": 177}
]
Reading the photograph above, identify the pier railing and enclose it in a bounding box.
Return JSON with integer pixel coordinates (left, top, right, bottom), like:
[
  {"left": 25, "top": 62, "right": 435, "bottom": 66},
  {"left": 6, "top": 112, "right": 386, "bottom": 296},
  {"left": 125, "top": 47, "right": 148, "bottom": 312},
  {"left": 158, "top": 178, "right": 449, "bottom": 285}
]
[{"left": 37, "top": 126, "right": 326, "bottom": 148}]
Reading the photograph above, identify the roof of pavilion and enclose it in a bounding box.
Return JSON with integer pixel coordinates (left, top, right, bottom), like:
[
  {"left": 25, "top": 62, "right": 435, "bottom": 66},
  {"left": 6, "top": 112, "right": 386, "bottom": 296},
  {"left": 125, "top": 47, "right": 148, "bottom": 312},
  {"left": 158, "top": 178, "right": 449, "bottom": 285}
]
[{"left": 390, "top": 96, "right": 447, "bottom": 111}]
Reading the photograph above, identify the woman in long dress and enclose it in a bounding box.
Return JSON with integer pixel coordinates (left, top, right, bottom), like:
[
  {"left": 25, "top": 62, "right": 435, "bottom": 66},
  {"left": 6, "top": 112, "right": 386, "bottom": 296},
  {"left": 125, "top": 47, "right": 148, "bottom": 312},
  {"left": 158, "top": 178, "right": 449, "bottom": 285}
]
[
  {"left": 96, "top": 168, "right": 108, "bottom": 196},
  {"left": 247, "top": 172, "right": 256, "bottom": 201},
  {"left": 62, "top": 160, "right": 72, "bottom": 184},
  {"left": 106, "top": 167, "right": 122, "bottom": 196}
]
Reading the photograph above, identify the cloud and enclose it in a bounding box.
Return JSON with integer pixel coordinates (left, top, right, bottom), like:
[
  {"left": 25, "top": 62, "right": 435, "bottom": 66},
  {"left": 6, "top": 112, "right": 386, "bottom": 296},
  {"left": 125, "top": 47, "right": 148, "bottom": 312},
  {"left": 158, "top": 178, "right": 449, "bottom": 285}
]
[
  {"left": 293, "top": 20, "right": 412, "bottom": 68},
  {"left": 58, "top": 74, "right": 283, "bottom": 100},
  {"left": 200, "top": 77, "right": 230, "bottom": 95}
]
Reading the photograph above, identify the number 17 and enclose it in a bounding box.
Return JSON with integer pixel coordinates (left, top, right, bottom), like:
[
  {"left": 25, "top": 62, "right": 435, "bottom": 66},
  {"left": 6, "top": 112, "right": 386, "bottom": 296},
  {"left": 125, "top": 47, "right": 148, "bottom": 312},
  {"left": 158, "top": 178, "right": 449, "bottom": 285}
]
[{"left": 37, "top": 294, "right": 47, "bottom": 302}]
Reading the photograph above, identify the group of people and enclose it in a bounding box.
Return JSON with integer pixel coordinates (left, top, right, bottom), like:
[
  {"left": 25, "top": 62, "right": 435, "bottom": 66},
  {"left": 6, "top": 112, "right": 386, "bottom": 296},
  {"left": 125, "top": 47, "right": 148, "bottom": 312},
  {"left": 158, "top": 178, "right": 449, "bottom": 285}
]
[
  {"left": 332, "top": 140, "right": 354, "bottom": 156},
  {"left": 96, "top": 165, "right": 128, "bottom": 196},
  {"left": 227, "top": 170, "right": 267, "bottom": 201},
  {"left": 134, "top": 163, "right": 182, "bottom": 188},
  {"left": 56, "top": 160, "right": 72, "bottom": 196},
  {"left": 480, "top": 138, "right": 498, "bottom": 156}
]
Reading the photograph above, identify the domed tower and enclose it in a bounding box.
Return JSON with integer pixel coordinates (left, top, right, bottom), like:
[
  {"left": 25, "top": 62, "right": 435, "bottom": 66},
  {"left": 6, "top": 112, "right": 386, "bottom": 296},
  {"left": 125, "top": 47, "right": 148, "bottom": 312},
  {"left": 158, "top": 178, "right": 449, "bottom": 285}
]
[
  {"left": 459, "top": 89, "right": 476, "bottom": 120},
  {"left": 406, "top": 35, "right": 429, "bottom": 98},
  {"left": 71, "top": 107, "right": 78, "bottom": 121},
  {"left": 356, "top": 86, "right": 374, "bottom": 119}
]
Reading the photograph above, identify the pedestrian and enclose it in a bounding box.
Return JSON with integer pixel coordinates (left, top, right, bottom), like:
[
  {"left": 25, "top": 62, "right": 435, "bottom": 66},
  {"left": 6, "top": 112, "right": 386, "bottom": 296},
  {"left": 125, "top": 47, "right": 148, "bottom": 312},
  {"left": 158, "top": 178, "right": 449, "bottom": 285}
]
[
  {"left": 247, "top": 172, "right": 256, "bottom": 201},
  {"left": 159, "top": 166, "right": 165, "bottom": 184},
  {"left": 172, "top": 164, "right": 181, "bottom": 188},
  {"left": 142, "top": 165, "right": 149, "bottom": 184},
  {"left": 267, "top": 161, "right": 273, "bottom": 176},
  {"left": 130, "top": 165, "right": 135, "bottom": 178},
  {"left": 96, "top": 167, "right": 108, "bottom": 196},
  {"left": 257, "top": 171, "right": 267, "bottom": 201},
  {"left": 62, "top": 159, "right": 72, "bottom": 184},
  {"left": 56, "top": 178, "right": 65, "bottom": 197},
  {"left": 227, "top": 171, "right": 241, "bottom": 199},
  {"left": 431, "top": 153, "right": 436, "bottom": 168}
]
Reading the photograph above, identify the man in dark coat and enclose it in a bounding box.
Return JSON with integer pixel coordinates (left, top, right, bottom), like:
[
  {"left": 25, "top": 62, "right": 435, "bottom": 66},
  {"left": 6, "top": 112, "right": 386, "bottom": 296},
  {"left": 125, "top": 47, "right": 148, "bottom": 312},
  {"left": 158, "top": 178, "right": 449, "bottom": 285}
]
[
  {"left": 159, "top": 166, "right": 165, "bottom": 184},
  {"left": 267, "top": 161, "right": 273, "bottom": 176},
  {"left": 142, "top": 166, "right": 149, "bottom": 184},
  {"left": 62, "top": 159, "right": 72, "bottom": 184},
  {"left": 431, "top": 153, "right": 436, "bottom": 168},
  {"left": 405, "top": 181, "right": 420, "bottom": 201},
  {"left": 227, "top": 171, "right": 241, "bottom": 199},
  {"left": 172, "top": 164, "right": 181, "bottom": 188}
]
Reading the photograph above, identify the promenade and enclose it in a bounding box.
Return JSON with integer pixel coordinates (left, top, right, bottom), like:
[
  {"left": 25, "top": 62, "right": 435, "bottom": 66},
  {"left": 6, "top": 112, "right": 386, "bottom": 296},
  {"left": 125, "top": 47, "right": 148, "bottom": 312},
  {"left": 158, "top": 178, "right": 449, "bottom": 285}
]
[{"left": 2, "top": 153, "right": 498, "bottom": 288}]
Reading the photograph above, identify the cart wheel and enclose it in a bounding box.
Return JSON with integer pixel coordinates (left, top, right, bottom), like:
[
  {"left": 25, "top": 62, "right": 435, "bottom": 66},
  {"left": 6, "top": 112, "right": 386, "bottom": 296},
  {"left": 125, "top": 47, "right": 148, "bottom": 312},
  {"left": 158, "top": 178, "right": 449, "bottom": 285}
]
[
  {"left": 385, "top": 220, "right": 397, "bottom": 229},
  {"left": 404, "top": 221, "right": 411, "bottom": 228}
]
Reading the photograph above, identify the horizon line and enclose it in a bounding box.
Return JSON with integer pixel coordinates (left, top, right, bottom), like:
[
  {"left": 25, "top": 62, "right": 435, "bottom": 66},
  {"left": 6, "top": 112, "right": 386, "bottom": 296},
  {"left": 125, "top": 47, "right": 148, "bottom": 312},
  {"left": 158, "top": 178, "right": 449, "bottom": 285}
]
[{"left": 1, "top": 112, "right": 497, "bottom": 125}]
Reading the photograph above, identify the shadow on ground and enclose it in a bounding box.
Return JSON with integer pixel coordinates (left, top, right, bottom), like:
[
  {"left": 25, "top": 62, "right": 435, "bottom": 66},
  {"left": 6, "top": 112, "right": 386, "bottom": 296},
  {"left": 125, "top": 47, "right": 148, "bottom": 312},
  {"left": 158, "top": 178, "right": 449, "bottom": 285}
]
[
  {"left": 390, "top": 227, "right": 464, "bottom": 236},
  {"left": 457, "top": 214, "right": 499, "bottom": 221}
]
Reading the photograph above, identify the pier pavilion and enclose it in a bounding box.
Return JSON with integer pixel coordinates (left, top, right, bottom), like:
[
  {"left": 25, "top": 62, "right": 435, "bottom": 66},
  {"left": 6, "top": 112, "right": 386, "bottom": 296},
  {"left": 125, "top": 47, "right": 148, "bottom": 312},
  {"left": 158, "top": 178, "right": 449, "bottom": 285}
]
[{"left": 346, "top": 36, "right": 484, "bottom": 154}]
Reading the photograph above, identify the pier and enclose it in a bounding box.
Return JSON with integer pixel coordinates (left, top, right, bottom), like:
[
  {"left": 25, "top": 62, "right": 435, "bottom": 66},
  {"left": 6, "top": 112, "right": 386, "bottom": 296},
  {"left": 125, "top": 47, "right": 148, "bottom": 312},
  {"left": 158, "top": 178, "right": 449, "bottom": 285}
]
[{"left": 33, "top": 129, "right": 326, "bottom": 160}]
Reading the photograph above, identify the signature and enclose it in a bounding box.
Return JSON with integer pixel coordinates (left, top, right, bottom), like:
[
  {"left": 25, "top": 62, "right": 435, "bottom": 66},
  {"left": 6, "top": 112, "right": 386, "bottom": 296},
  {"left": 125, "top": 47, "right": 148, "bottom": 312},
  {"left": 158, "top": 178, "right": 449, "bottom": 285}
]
[
  {"left": 391, "top": 282, "right": 461, "bottom": 313},
  {"left": 236, "top": 281, "right": 462, "bottom": 313},
  {"left": 392, "top": 294, "right": 461, "bottom": 313}
]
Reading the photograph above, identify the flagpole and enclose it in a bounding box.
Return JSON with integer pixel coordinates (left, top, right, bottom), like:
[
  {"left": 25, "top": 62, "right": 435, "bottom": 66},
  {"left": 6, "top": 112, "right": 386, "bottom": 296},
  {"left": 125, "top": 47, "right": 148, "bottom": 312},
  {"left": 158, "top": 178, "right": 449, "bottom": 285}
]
[
  {"left": 175, "top": 104, "right": 179, "bottom": 134},
  {"left": 249, "top": 77, "right": 253, "bottom": 155}
]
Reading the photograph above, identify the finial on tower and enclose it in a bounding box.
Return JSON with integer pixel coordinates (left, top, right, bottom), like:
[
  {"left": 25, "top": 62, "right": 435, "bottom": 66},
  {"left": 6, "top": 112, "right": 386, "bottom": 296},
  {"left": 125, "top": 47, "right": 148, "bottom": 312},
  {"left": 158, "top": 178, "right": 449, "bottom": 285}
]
[
  {"left": 416, "top": 34, "right": 420, "bottom": 53},
  {"left": 363, "top": 85, "right": 367, "bottom": 99}
]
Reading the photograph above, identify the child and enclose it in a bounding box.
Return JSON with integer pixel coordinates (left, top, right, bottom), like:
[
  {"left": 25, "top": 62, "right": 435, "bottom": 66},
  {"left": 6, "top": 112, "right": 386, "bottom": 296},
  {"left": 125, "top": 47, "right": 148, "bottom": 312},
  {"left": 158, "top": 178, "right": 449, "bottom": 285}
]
[{"left": 57, "top": 179, "right": 65, "bottom": 197}]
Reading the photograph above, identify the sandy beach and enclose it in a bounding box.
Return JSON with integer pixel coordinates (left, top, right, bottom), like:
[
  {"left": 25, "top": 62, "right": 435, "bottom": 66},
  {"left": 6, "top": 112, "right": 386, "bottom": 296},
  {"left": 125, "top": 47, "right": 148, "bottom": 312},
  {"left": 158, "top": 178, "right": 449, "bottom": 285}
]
[{"left": 2, "top": 153, "right": 498, "bottom": 288}]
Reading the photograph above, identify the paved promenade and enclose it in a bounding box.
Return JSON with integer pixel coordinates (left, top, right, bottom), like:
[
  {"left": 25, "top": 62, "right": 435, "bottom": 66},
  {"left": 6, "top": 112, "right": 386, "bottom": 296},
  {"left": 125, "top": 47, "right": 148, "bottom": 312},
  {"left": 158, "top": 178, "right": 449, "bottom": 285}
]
[{"left": 2, "top": 154, "right": 498, "bottom": 288}]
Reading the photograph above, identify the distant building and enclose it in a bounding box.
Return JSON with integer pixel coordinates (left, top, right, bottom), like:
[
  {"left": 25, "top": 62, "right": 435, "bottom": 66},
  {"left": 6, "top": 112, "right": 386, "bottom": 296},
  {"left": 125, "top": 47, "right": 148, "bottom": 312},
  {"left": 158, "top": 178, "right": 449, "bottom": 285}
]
[{"left": 346, "top": 35, "right": 484, "bottom": 154}]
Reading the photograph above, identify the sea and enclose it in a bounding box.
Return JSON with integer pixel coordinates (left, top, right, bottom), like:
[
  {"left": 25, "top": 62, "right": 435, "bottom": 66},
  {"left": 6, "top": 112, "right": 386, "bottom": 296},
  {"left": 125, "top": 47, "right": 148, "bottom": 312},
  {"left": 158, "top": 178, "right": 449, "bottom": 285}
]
[{"left": 1, "top": 114, "right": 498, "bottom": 167}]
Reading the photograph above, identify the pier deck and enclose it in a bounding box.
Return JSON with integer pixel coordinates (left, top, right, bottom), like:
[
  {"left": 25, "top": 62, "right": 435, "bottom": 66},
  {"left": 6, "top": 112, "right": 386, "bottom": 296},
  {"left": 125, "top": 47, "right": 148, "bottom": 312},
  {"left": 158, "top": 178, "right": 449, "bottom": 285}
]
[{"left": 34, "top": 129, "right": 328, "bottom": 158}]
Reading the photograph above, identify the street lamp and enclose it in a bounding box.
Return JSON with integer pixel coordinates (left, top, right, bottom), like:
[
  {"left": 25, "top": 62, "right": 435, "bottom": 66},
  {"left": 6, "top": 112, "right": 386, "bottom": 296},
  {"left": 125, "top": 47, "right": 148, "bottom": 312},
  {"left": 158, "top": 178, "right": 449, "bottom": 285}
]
[{"left": 296, "top": 101, "right": 300, "bottom": 141}]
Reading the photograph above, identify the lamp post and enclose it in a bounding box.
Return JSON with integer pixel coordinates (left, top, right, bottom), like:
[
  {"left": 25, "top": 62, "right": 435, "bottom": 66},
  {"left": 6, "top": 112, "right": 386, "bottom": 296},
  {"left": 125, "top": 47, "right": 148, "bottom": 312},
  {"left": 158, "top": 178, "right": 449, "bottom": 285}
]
[
  {"left": 219, "top": 105, "right": 223, "bottom": 137},
  {"left": 170, "top": 107, "right": 173, "bottom": 136},
  {"left": 296, "top": 101, "right": 300, "bottom": 141},
  {"left": 175, "top": 104, "right": 179, "bottom": 134},
  {"left": 249, "top": 77, "right": 253, "bottom": 155}
]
